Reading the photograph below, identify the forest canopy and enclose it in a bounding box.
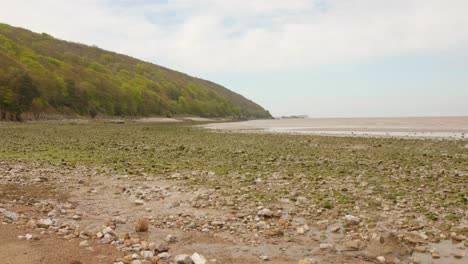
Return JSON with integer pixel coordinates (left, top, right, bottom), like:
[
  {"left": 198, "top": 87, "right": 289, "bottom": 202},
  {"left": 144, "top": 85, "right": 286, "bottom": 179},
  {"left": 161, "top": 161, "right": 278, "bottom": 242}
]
[{"left": 0, "top": 23, "right": 271, "bottom": 120}]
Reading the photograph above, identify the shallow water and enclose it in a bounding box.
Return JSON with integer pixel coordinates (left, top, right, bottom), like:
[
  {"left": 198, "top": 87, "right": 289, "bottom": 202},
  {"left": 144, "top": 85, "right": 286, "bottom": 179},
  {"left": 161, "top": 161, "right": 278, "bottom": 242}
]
[
  {"left": 265, "top": 127, "right": 467, "bottom": 139},
  {"left": 412, "top": 240, "right": 467, "bottom": 264}
]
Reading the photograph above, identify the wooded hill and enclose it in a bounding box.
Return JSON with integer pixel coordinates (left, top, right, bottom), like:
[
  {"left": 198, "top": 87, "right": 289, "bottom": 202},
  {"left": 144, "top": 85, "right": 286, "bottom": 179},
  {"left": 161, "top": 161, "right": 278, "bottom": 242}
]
[{"left": 0, "top": 23, "right": 271, "bottom": 120}]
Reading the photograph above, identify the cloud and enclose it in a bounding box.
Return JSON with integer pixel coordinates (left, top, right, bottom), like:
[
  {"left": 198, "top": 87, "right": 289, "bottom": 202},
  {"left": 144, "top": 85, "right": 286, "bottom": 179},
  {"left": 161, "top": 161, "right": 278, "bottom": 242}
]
[{"left": 1, "top": 0, "right": 468, "bottom": 73}]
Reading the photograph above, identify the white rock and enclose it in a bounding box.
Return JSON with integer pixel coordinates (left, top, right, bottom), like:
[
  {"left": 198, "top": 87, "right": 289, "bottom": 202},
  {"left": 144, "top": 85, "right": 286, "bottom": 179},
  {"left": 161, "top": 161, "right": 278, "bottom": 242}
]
[
  {"left": 38, "top": 218, "right": 53, "bottom": 228},
  {"left": 257, "top": 208, "right": 273, "bottom": 217},
  {"left": 191, "top": 253, "right": 207, "bottom": 264},
  {"left": 377, "top": 256, "right": 386, "bottom": 263},
  {"left": 319, "top": 243, "right": 333, "bottom": 249},
  {"left": 79, "top": 240, "right": 90, "bottom": 247},
  {"left": 165, "top": 234, "right": 177, "bottom": 243},
  {"left": 157, "top": 252, "right": 171, "bottom": 260},
  {"left": 344, "top": 214, "right": 361, "bottom": 224},
  {"left": 4, "top": 211, "right": 18, "bottom": 221},
  {"left": 134, "top": 199, "right": 145, "bottom": 205},
  {"left": 140, "top": 251, "right": 153, "bottom": 258}
]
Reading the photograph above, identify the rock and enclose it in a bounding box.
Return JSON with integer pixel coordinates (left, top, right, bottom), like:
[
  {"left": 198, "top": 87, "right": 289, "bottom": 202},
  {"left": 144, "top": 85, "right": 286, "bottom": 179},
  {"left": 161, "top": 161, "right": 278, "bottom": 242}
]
[
  {"left": 376, "top": 256, "right": 386, "bottom": 263},
  {"left": 298, "top": 260, "right": 312, "bottom": 264},
  {"left": 175, "top": 254, "right": 194, "bottom": 264},
  {"left": 319, "top": 243, "right": 333, "bottom": 250},
  {"left": 4, "top": 211, "right": 18, "bottom": 222},
  {"left": 453, "top": 251, "right": 465, "bottom": 259},
  {"left": 79, "top": 240, "right": 90, "bottom": 247},
  {"left": 165, "top": 234, "right": 177, "bottom": 243},
  {"left": 118, "top": 232, "right": 130, "bottom": 240},
  {"left": 344, "top": 240, "right": 362, "bottom": 250},
  {"left": 72, "top": 215, "right": 82, "bottom": 220},
  {"left": 157, "top": 252, "right": 171, "bottom": 260},
  {"left": 38, "top": 218, "right": 53, "bottom": 228},
  {"left": 296, "top": 227, "right": 305, "bottom": 234},
  {"left": 140, "top": 251, "right": 154, "bottom": 258},
  {"left": 344, "top": 214, "right": 361, "bottom": 225},
  {"left": 25, "top": 234, "right": 34, "bottom": 240},
  {"left": 413, "top": 246, "right": 426, "bottom": 253},
  {"left": 258, "top": 254, "right": 270, "bottom": 261},
  {"left": 102, "top": 226, "right": 114, "bottom": 235},
  {"left": 191, "top": 253, "right": 207, "bottom": 264},
  {"left": 114, "top": 216, "right": 127, "bottom": 224},
  {"left": 135, "top": 199, "right": 145, "bottom": 205},
  {"left": 156, "top": 243, "right": 169, "bottom": 253},
  {"left": 257, "top": 208, "right": 273, "bottom": 217},
  {"left": 136, "top": 218, "right": 149, "bottom": 232}
]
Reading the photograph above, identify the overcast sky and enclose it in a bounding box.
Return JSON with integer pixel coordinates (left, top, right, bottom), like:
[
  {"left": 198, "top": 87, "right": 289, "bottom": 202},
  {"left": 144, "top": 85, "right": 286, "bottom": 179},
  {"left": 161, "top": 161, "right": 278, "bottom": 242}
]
[{"left": 1, "top": 0, "right": 468, "bottom": 117}]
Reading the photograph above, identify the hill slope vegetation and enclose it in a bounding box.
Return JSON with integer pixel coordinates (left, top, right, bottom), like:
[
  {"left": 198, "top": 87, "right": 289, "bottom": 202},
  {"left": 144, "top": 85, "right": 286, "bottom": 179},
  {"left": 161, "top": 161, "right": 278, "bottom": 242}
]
[{"left": 0, "top": 23, "right": 271, "bottom": 120}]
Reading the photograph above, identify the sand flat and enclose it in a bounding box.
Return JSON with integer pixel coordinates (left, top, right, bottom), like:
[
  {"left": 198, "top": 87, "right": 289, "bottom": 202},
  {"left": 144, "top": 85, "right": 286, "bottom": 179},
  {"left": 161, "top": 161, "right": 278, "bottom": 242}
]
[{"left": 203, "top": 116, "right": 468, "bottom": 138}]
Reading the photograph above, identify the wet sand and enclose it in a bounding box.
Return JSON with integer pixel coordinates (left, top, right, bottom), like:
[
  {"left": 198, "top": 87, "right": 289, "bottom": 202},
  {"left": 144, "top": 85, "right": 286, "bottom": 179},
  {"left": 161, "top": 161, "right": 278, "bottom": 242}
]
[{"left": 203, "top": 117, "right": 468, "bottom": 138}]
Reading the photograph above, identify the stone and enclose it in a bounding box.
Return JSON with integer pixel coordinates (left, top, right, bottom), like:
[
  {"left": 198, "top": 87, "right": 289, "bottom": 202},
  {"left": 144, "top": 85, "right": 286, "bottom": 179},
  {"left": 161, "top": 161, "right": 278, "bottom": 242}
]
[
  {"left": 191, "top": 253, "right": 206, "bottom": 264},
  {"left": 38, "top": 218, "right": 53, "bottom": 228},
  {"left": 136, "top": 218, "right": 149, "bottom": 232},
  {"left": 319, "top": 243, "right": 333, "bottom": 250},
  {"left": 157, "top": 252, "right": 171, "bottom": 260},
  {"left": 413, "top": 246, "right": 426, "bottom": 253},
  {"left": 344, "top": 240, "right": 362, "bottom": 250},
  {"left": 298, "top": 261, "right": 312, "bottom": 264},
  {"left": 4, "top": 211, "right": 18, "bottom": 222},
  {"left": 102, "top": 226, "right": 115, "bottom": 235},
  {"left": 376, "top": 256, "right": 385, "bottom": 263},
  {"left": 140, "top": 251, "right": 154, "bottom": 258},
  {"left": 257, "top": 208, "right": 273, "bottom": 217},
  {"left": 453, "top": 251, "right": 465, "bottom": 259},
  {"left": 344, "top": 214, "right": 361, "bottom": 225},
  {"left": 118, "top": 232, "right": 130, "bottom": 240},
  {"left": 175, "top": 254, "right": 194, "bottom": 264},
  {"left": 165, "top": 234, "right": 177, "bottom": 243},
  {"left": 156, "top": 243, "right": 169, "bottom": 253},
  {"left": 79, "top": 240, "right": 90, "bottom": 247},
  {"left": 72, "top": 215, "right": 82, "bottom": 220},
  {"left": 135, "top": 199, "right": 145, "bottom": 205},
  {"left": 258, "top": 254, "right": 270, "bottom": 261}
]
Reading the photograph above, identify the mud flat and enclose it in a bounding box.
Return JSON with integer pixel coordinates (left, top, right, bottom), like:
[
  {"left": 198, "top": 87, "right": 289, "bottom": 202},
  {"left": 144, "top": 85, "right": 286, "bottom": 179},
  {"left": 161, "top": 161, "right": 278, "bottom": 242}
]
[
  {"left": 0, "top": 122, "right": 467, "bottom": 264},
  {"left": 204, "top": 117, "right": 468, "bottom": 138}
]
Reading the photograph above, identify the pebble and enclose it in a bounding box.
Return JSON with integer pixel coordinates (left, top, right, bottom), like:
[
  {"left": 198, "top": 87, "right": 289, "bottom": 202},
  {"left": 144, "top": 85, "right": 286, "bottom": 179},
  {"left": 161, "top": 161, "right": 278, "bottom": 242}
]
[
  {"left": 4, "top": 211, "right": 18, "bottom": 222},
  {"left": 38, "top": 218, "right": 53, "bottom": 228},
  {"left": 134, "top": 199, "right": 145, "bottom": 205},
  {"left": 344, "top": 214, "right": 361, "bottom": 225},
  {"left": 191, "top": 253, "right": 207, "bottom": 264},
  {"left": 376, "top": 256, "right": 385, "bottom": 263},
  {"left": 175, "top": 254, "right": 194, "bottom": 264},
  {"left": 140, "top": 251, "right": 153, "bottom": 258},
  {"left": 157, "top": 252, "right": 171, "bottom": 260},
  {"left": 79, "top": 240, "right": 90, "bottom": 247},
  {"left": 319, "top": 243, "right": 333, "bottom": 250},
  {"left": 257, "top": 208, "right": 273, "bottom": 217},
  {"left": 165, "top": 234, "right": 177, "bottom": 243}
]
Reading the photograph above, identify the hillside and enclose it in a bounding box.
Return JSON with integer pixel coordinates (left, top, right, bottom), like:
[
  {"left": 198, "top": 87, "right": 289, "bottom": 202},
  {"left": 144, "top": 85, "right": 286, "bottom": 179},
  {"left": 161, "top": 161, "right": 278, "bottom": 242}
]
[{"left": 0, "top": 23, "right": 271, "bottom": 120}]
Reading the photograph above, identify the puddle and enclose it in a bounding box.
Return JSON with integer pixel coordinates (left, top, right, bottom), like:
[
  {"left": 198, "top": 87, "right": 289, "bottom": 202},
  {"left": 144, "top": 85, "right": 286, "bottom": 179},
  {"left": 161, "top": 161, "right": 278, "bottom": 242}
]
[{"left": 412, "top": 240, "right": 466, "bottom": 264}]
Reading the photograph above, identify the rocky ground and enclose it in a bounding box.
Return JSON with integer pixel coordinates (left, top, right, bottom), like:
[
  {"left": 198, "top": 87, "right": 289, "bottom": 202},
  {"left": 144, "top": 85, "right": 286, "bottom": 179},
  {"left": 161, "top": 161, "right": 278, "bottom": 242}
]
[{"left": 0, "top": 122, "right": 467, "bottom": 264}]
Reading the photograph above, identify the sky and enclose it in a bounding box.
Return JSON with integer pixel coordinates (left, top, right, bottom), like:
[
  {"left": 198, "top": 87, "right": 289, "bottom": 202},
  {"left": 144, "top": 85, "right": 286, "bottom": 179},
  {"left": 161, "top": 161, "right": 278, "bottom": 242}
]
[{"left": 1, "top": 0, "right": 468, "bottom": 117}]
